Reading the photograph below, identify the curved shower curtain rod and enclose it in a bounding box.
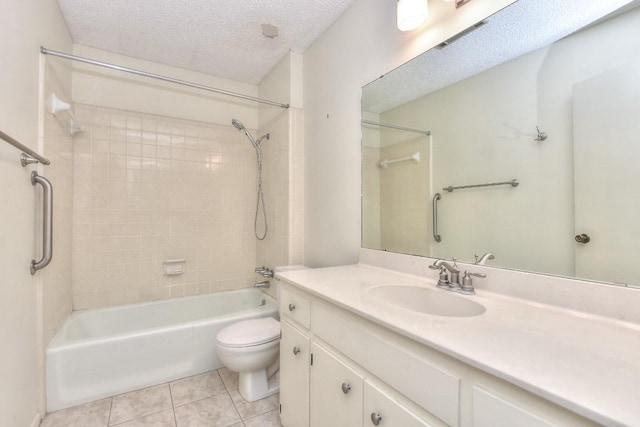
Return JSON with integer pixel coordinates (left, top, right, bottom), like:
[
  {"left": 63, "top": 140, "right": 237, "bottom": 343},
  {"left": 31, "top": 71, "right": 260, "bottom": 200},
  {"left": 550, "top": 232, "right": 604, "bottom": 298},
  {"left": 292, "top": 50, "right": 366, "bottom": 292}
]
[{"left": 40, "top": 47, "right": 290, "bottom": 109}]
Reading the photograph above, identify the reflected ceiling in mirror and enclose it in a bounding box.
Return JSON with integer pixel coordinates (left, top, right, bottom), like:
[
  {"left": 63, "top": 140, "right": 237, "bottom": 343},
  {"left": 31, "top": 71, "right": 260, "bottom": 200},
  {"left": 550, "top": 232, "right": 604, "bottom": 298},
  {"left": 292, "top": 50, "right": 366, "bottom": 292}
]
[{"left": 361, "top": 0, "right": 640, "bottom": 288}]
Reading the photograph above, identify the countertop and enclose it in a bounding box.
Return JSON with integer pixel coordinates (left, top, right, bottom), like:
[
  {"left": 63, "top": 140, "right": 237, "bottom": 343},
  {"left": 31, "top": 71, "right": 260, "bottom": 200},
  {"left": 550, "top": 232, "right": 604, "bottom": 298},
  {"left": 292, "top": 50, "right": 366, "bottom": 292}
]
[{"left": 277, "top": 263, "right": 640, "bottom": 427}]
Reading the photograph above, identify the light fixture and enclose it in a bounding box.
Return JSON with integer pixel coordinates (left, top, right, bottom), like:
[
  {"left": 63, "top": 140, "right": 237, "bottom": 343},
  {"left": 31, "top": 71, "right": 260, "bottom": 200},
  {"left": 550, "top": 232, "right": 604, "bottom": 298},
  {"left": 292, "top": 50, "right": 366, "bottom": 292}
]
[{"left": 397, "top": 0, "right": 428, "bottom": 32}]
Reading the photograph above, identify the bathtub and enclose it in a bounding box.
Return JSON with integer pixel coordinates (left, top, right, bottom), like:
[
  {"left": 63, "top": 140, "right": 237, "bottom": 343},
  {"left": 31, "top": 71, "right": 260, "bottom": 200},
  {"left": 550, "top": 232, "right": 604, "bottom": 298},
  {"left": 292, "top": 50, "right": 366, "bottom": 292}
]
[{"left": 46, "top": 288, "right": 278, "bottom": 412}]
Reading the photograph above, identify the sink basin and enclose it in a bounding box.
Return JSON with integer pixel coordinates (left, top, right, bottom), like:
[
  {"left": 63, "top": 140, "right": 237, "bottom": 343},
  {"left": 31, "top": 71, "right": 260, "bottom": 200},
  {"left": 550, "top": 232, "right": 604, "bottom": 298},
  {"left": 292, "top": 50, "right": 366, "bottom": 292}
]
[{"left": 367, "top": 284, "right": 486, "bottom": 317}]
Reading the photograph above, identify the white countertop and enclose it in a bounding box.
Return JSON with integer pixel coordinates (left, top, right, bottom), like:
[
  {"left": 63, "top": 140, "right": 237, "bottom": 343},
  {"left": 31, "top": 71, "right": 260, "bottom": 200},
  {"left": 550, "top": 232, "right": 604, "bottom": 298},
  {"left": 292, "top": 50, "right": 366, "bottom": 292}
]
[{"left": 277, "top": 263, "right": 640, "bottom": 427}]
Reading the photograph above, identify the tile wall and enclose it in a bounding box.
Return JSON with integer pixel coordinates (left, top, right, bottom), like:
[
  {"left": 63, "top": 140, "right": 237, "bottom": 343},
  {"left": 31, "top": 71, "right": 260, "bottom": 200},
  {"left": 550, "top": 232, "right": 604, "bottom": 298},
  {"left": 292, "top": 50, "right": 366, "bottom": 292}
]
[
  {"left": 379, "top": 137, "right": 431, "bottom": 257},
  {"left": 71, "top": 105, "right": 260, "bottom": 309}
]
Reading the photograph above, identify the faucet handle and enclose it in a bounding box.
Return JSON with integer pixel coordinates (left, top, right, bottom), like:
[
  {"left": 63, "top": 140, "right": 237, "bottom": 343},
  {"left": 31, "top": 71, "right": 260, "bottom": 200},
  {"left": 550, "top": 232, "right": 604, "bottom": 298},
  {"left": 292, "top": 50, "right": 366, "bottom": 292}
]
[
  {"left": 461, "top": 270, "right": 485, "bottom": 294},
  {"left": 467, "top": 271, "right": 486, "bottom": 278}
]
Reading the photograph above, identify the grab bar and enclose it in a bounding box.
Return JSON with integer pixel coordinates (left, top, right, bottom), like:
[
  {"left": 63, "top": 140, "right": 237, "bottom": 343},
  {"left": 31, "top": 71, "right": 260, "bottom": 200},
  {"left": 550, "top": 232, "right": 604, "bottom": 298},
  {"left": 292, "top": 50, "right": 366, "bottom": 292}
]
[
  {"left": 432, "top": 193, "right": 442, "bottom": 242},
  {"left": 443, "top": 179, "right": 519, "bottom": 193},
  {"left": 0, "top": 129, "right": 50, "bottom": 165},
  {"left": 31, "top": 171, "right": 53, "bottom": 275}
]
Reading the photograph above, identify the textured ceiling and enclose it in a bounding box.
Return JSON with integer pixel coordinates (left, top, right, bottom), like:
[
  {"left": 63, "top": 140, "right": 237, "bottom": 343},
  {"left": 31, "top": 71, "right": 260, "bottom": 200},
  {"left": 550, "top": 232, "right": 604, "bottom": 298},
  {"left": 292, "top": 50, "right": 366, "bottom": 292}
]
[
  {"left": 362, "top": 0, "right": 638, "bottom": 113},
  {"left": 57, "top": 0, "right": 356, "bottom": 84}
]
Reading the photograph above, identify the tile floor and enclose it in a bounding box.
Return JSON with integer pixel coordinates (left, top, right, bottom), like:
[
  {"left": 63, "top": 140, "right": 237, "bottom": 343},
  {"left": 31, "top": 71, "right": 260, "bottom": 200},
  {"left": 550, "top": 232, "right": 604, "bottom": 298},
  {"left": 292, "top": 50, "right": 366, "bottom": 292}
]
[{"left": 40, "top": 368, "right": 283, "bottom": 427}]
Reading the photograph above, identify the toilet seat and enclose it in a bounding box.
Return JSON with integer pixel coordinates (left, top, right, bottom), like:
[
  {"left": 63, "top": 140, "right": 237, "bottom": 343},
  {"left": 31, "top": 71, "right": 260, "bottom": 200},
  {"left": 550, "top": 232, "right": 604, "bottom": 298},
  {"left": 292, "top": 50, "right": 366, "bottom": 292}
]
[{"left": 216, "top": 317, "right": 280, "bottom": 348}]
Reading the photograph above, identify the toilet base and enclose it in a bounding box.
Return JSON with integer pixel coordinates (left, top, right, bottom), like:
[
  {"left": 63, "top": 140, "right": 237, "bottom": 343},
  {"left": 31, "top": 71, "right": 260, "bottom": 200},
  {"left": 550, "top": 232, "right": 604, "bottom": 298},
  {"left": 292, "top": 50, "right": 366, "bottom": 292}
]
[{"left": 238, "top": 368, "right": 280, "bottom": 402}]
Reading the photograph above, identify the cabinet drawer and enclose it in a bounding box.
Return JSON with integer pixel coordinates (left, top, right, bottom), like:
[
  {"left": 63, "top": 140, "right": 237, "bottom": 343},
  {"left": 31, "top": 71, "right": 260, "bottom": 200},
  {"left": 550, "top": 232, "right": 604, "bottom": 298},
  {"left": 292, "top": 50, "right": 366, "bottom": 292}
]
[
  {"left": 364, "top": 380, "right": 434, "bottom": 427},
  {"left": 280, "top": 285, "right": 311, "bottom": 329},
  {"left": 313, "top": 304, "right": 460, "bottom": 427},
  {"left": 472, "top": 387, "right": 555, "bottom": 427}
]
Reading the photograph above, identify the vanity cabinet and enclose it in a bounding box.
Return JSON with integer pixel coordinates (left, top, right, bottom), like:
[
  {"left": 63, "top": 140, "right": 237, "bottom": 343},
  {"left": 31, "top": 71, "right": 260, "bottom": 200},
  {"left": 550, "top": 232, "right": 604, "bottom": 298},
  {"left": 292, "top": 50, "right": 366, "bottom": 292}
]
[
  {"left": 310, "top": 342, "right": 363, "bottom": 427},
  {"left": 364, "top": 381, "right": 433, "bottom": 427},
  {"left": 471, "top": 387, "right": 555, "bottom": 427},
  {"left": 280, "top": 319, "right": 310, "bottom": 427},
  {"left": 278, "top": 282, "right": 597, "bottom": 427},
  {"left": 279, "top": 284, "right": 443, "bottom": 427}
]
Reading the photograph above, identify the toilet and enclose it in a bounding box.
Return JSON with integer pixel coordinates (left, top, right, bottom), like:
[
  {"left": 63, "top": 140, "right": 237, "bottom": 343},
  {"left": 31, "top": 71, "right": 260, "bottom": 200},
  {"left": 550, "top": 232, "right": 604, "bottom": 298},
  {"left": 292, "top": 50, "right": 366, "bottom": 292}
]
[{"left": 216, "top": 317, "right": 280, "bottom": 402}]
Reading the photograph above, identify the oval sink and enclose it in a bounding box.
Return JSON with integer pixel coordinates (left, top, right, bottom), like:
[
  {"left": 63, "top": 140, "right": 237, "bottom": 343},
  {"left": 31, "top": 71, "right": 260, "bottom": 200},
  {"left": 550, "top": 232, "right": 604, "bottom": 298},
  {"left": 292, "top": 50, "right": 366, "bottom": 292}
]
[{"left": 367, "top": 284, "right": 485, "bottom": 317}]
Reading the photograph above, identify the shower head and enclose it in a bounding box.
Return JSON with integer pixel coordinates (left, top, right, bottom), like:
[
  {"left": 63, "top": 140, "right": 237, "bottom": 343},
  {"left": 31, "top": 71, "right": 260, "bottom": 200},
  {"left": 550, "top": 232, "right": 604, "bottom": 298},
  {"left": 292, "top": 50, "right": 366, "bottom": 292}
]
[
  {"left": 231, "top": 119, "right": 245, "bottom": 131},
  {"left": 232, "top": 118, "right": 258, "bottom": 149}
]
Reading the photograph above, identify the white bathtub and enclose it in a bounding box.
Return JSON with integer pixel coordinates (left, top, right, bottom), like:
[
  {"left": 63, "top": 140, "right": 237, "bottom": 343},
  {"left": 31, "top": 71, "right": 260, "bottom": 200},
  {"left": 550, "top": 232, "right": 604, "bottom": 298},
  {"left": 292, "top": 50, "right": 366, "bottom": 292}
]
[{"left": 46, "top": 288, "right": 278, "bottom": 412}]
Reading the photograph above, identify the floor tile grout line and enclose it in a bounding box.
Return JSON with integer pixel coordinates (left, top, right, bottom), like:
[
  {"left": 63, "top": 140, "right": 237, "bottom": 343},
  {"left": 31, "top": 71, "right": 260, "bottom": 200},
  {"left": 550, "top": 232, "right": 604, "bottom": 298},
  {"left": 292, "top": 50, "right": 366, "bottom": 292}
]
[
  {"left": 107, "top": 397, "right": 114, "bottom": 426},
  {"left": 168, "top": 381, "right": 178, "bottom": 427},
  {"left": 242, "top": 407, "right": 280, "bottom": 423},
  {"left": 171, "top": 388, "right": 233, "bottom": 409},
  {"left": 108, "top": 384, "right": 174, "bottom": 426},
  {"left": 109, "top": 408, "right": 174, "bottom": 427},
  {"left": 225, "top": 385, "right": 245, "bottom": 425}
]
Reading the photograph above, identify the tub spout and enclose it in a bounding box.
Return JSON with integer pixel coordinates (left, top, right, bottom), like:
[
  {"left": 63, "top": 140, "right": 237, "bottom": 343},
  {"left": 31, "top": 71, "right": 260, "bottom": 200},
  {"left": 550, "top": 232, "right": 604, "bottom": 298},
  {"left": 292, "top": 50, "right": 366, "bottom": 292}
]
[{"left": 254, "top": 281, "right": 270, "bottom": 288}]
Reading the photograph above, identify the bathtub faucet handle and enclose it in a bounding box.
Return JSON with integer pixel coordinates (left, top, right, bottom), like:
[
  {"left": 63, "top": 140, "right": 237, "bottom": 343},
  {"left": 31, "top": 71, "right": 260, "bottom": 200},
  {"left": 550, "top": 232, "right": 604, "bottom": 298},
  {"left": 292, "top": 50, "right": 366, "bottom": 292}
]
[{"left": 255, "top": 266, "right": 274, "bottom": 278}]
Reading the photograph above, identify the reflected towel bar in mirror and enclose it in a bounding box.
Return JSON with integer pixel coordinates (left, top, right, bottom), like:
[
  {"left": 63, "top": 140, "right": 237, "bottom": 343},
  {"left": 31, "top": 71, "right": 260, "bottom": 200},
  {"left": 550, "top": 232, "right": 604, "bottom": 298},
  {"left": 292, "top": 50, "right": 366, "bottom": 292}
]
[{"left": 443, "top": 179, "right": 519, "bottom": 193}]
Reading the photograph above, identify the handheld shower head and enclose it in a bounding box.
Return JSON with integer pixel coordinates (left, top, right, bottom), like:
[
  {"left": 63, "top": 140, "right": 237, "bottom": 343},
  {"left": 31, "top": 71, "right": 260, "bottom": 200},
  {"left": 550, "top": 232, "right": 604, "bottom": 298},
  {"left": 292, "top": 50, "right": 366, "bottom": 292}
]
[{"left": 231, "top": 119, "right": 245, "bottom": 131}]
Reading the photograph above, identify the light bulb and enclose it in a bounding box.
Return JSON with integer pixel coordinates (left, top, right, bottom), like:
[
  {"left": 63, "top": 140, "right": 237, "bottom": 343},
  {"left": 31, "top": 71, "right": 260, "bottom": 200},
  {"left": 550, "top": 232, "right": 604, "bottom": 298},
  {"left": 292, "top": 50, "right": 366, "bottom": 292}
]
[{"left": 397, "top": 0, "right": 428, "bottom": 32}]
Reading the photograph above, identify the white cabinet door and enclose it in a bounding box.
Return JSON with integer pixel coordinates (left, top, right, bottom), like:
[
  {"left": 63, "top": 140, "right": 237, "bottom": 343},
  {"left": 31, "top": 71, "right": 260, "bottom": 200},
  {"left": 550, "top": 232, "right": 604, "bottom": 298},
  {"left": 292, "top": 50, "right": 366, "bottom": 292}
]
[
  {"left": 310, "top": 342, "right": 364, "bottom": 427},
  {"left": 280, "top": 320, "right": 310, "bottom": 427},
  {"left": 472, "top": 387, "right": 554, "bottom": 427},
  {"left": 364, "top": 380, "right": 434, "bottom": 427}
]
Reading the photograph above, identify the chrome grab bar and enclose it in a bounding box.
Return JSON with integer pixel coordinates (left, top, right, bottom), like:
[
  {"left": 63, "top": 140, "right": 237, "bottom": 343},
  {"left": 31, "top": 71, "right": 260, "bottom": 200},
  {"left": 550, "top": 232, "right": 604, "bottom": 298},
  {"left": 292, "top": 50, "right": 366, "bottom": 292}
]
[
  {"left": 432, "top": 193, "right": 442, "bottom": 242},
  {"left": 443, "top": 179, "right": 519, "bottom": 193},
  {"left": 31, "top": 171, "right": 53, "bottom": 275},
  {"left": 0, "top": 129, "right": 50, "bottom": 165}
]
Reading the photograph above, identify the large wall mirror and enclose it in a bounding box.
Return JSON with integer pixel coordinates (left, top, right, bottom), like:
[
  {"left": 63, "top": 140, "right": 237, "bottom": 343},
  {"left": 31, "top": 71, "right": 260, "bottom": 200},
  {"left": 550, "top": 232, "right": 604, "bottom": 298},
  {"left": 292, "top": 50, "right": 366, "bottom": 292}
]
[{"left": 361, "top": 0, "right": 640, "bottom": 287}]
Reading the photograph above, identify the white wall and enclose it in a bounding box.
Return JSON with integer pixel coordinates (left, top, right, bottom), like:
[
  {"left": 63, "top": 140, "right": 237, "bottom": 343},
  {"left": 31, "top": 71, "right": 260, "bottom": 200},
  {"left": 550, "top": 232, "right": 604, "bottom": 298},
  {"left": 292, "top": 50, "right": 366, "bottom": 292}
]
[
  {"left": 257, "top": 52, "right": 305, "bottom": 297},
  {"left": 0, "top": 1, "right": 72, "bottom": 425},
  {"left": 303, "top": 0, "right": 515, "bottom": 267}
]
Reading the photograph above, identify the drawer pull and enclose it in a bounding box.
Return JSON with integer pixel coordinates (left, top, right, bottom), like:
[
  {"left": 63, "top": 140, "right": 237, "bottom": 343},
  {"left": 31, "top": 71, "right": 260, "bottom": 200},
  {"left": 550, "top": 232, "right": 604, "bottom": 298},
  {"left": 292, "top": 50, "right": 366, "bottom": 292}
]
[
  {"left": 341, "top": 382, "right": 351, "bottom": 394},
  {"left": 293, "top": 346, "right": 301, "bottom": 355},
  {"left": 370, "top": 412, "right": 383, "bottom": 425},
  {"left": 288, "top": 303, "right": 296, "bottom": 312}
]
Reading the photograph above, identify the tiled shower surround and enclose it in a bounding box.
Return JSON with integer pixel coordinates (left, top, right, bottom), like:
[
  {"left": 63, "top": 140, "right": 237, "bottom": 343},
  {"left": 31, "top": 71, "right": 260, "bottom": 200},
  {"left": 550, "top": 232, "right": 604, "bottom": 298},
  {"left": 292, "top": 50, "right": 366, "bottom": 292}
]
[{"left": 72, "top": 105, "right": 267, "bottom": 309}]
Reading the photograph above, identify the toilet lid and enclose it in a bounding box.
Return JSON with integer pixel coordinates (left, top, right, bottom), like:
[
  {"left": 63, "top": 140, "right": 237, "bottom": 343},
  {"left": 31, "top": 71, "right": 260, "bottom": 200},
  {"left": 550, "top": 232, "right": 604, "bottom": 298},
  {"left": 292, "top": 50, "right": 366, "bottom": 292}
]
[{"left": 216, "top": 317, "right": 280, "bottom": 348}]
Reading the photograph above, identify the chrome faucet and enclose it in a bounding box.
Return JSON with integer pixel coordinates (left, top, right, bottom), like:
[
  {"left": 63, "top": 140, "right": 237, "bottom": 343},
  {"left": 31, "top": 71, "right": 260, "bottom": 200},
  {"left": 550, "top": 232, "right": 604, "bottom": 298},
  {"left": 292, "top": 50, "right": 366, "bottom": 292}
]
[
  {"left": 255, "top": 266, "right": 274, "bottom": 278},
  {"left": 254, "top": 281, "right": 270, "bottom": 288},
  {"left": 429, "top": 258, "right": 485, "bottom": 295},
  {"left": 433, "top": 259, "right": 461, "bottom": 284},
  {"left": 474, "top": 253, "right": 495, "bottom": 265}
]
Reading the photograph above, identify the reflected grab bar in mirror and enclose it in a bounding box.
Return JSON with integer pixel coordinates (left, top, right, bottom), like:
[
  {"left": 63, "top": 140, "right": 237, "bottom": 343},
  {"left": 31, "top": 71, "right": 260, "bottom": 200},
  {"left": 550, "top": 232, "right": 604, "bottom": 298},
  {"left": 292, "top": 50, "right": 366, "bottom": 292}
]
[
  {"left": 432, "top": 193, "right": 442, "bottom": 242},
  {"left": 31, "top": 171, "right": 53, "bottom": 275},
  {"left": 443, "top": 179, "right": 519, "bottom": 193}
]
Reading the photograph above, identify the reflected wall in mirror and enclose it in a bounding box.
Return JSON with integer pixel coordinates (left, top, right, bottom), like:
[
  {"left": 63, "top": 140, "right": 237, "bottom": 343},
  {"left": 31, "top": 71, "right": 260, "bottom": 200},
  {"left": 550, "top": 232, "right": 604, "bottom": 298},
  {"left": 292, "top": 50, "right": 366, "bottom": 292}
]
[{"left": 362, "top": 0, "right": 640, "bottom": 287}]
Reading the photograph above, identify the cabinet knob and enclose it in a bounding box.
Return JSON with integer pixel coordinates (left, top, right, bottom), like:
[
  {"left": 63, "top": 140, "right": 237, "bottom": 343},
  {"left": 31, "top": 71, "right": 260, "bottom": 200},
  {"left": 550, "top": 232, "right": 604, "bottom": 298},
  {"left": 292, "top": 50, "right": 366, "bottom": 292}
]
[
  {"left": 370, "top": 412, "right": 383, "bottom": 425},
  {"left": 575, "top": 233, "right": 591, "bottom": 244},
  {"left": 292, "top": 346, "right": 301, "bottom": 355},
  {"left": 288, "top": 303, "right": 296, "bottom": 312},
  {"left": 341, "top": 383, "right": 351, "bottom": 394}
]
